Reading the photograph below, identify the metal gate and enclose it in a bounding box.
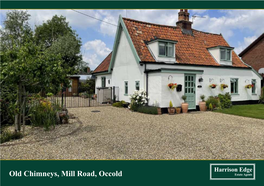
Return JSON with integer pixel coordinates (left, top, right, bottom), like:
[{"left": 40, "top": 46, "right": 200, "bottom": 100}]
[{"left": 50, "top": 86, "right": 119, "bottom": 108}]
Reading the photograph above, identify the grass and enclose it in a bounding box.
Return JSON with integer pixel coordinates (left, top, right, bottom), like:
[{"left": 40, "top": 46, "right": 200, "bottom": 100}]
[{"left": 215, "top": 104, "right": 264, "bottom": 119}]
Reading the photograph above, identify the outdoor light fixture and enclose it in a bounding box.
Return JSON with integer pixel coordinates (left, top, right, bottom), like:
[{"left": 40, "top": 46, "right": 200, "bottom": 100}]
[
  {"left": 220, "top": 78, "right": 225, "bottom": 82},
  {"left": 198, "top": 77, "right": 203, "bottom": 82},
  {"left": 209, "top": 78, "right": 214, "bottom": 82}
]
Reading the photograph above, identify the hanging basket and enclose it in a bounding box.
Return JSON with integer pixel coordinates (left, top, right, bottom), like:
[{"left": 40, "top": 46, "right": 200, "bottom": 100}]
[
  {"left": 209, "top": 84, "right": 217, "bottom": 89},
  {"left": 168, "top": 83, "right": 177, "bottom": 90},
  {"left": 245, "top": 84, "right": 254, "bottom": 89}
]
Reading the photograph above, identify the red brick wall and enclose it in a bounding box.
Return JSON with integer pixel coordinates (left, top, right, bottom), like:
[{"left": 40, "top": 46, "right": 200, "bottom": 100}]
[{"left": 241, "top": 37, "right": 264, "bottom": 74}]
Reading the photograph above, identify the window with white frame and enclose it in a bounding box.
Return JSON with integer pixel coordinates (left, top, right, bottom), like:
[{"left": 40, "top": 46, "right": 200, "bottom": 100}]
[
  {"left": 135, "top": 81, "right": 140, "bottom": 91},
  {"left": 230, "top": 78, "right": 238, "bottom": 94},
  {"left": 252, "top": 79, "right": 256, "bottom": 94},
  {"left": 158, "top": 42, "right": 174, "bottom": 57},
  {"left": 101, "top": 77, "right": 106, "bottom": 88},
  {"left": 220, "top": 48, "right": 232, "bottom": 61},
  {"left": 124, "top": 81, "right": 128, "bottom": 95}
]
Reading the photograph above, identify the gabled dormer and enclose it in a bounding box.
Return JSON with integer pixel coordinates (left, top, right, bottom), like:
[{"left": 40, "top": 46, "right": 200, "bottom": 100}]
[
  {"left": 146, "top": 38, "right": 177, "bottom": 63},
  {"left": 207, "top": 46, "right": 234, "bottom": 66}
]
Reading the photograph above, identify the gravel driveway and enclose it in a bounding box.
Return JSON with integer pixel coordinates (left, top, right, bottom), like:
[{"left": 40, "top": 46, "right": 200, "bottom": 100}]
[{"left": 1, "top": 107, "right": 263, "bottom": 159}]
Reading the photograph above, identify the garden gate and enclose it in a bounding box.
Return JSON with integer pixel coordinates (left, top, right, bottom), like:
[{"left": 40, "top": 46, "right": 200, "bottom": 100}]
[{"left": 51, "top": 86, "right": 119, "bottom": 108}]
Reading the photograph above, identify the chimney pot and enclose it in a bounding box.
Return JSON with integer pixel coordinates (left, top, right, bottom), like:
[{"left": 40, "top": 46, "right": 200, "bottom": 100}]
[{"left": 176, "top": 9, "right": 192, "bottom": 30}]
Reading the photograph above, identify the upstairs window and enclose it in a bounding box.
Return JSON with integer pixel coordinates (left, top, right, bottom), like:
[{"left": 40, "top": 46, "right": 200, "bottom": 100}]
[
  {"left": 159, "top": 42, "right": 174, "bottom": 57},
  {"left": 101, "top": 77, "right": 106, "bottom": 88},
  {"left": 220, "top": 48, "right": 232, "bottom": 61}
]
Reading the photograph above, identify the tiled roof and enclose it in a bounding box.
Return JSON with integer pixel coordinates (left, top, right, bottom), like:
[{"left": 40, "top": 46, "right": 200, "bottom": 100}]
[
  {"left": 93, "top": 52, "right": 112, "bottom": 73},
  {"left": 123, "top": 17, "right": 247, "bottom": 68}
]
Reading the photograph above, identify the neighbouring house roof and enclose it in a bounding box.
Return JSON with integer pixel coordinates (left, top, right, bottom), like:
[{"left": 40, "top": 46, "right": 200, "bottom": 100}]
[
  {"left": 93, "top": 52, "right": 112, "bottom": 74},
  {"left": 123, "top": 17, "right": 247, "bottom": 68},
  {"left": 239, "top": 33, "right": 264, "bottom": 57}
]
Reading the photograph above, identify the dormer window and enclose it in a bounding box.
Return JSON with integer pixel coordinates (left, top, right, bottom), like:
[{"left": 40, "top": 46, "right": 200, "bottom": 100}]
[
  {"left": 158, "top": 42, "right": 174, "bottom": 57},
  {"left": 220, "top": 48, "right": 232, "bottom": 61}
]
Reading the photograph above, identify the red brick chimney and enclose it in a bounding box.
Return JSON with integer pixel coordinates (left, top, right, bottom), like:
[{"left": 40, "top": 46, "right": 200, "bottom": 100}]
[{"left": 176, "top": 9, "right": 192, "bottom": 30}]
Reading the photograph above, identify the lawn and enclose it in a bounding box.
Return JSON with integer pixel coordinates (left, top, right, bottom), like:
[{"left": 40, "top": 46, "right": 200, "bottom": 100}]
[{"left": 215, "top": 104, "right": 264, "bottom": 119}]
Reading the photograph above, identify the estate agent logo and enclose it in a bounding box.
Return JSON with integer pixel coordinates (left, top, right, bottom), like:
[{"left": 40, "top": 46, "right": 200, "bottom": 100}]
[{"left": 210, "top": 164, "right": 255, "bottom": 180}]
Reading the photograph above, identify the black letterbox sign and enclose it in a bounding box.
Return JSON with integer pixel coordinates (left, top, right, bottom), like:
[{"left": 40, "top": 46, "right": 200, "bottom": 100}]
[
  {"left": 176, "top": 84, "right": 182, "bottom": 92},
  {"left": 198, "top": 85, "right": 202, "bottom": 88}
]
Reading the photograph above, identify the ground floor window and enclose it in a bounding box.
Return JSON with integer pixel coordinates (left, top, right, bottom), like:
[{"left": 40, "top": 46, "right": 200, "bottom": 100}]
[
  {"left": 252, "top": 79, "right": 256, "bottom": 94},
  {"left": 230, "top": 78, "right": 238, "bottom": 94},
  {"left": 124, "top": 81, "right": 128, "bottom": 95},
  {"left": 101, "top": 77, "right": 106, "bottom": 88},
  {"left": 135, "top": 81, "right": 140, "bottom": 91}
]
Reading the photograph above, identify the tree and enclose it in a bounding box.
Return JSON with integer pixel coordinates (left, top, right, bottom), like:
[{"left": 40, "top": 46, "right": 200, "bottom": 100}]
[
  {"left": 0, "top": 10, "right": 31, "bottom": 51},
  {"left": 0, "top": 10, "right": 66, "bottom": 132},
  {"left": 35, "top": 15, "right": 82, "bottom": 74}
]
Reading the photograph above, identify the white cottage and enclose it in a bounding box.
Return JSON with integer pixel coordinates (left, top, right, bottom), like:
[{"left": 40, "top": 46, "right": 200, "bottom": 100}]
[{"left": 92, "top": 9, "right": 262, "bottom": 110}]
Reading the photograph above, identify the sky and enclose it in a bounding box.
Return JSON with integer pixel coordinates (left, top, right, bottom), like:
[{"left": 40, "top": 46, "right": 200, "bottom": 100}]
[{"left": 1, "top": 9, "right": 264, "bottom": 70}]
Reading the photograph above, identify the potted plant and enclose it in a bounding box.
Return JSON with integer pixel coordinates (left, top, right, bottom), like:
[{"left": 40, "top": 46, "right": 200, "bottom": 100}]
[
  {"left": 220, "top": 84, "right": 228, "bottom": 91},
  {"left": 168, "top": 101, "right": 175, "bottom": 115},
  {"left": 209, "top": 84, "right": 217, "bottom": 89},
  {"left": 245, "top": 84, "right": 254, "bottom": 89},
  {"left": 176, "top": 107, "right": 181, "bottom": 114},
  {"left": 168, "top": 83, "right": 177, "bottom": 90},
  {"left": 181, "top": 95, "right": 188, "bottom": 113},
  {"left": 199, "top": 95, "right": 206, "bottom": 111}
]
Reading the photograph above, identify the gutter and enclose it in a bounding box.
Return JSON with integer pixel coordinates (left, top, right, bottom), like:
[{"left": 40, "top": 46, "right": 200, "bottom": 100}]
[{"left": 140, "top": 61, "right": 251, "bottom": 69}]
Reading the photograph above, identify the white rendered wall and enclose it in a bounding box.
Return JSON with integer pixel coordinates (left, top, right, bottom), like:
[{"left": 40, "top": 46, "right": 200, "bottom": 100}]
[
  {"left": 147, "top": 64, "right": 261, "bottom": 108},
  {"left": 148, "top": 42, "right": 176, "bottom": 63},
  {"left": 95, "top": 74, "right": 112, "bottom": 95},
  {"left": 111, "top": 29, "right": 145, "bottom": 102}
]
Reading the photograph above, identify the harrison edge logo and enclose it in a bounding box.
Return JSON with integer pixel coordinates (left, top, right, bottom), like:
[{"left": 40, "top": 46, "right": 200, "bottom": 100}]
[{"left": 210, "top": 164, "right": 255, "bottom": 180}]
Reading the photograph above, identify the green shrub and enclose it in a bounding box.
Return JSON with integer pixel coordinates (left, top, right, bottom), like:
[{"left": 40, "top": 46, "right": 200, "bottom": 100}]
[
  {"left": 29, "top": 98, "right": 62, "bottom": 130},
  {"left": 0, "top": 129, "right": 23, "bottom": 144},
  {"left": 112, "top": 100, "right": 126, "bottom": 108},
  {"left": 137, "top": 106, "right": 158, "bottom": 115},
  {"left": 206, "top": 96, "right": 219, "bottom": 109},
  {"left": 182, "top": 95, "right": 187, "bottom": 102},
  {"left": 260, "top": 87, "right": 264, "bottom": 103},
  {"left": 169, "top": 101, "right": 173, "bottom": 108},
  {"left": 200, "top": 95, "right": 205, "bottom": 102},
  {"left": 209, "top": 103, "right": 213, "bottom": 111},
  {"left": 218, "top": 93, "right": 232, "bottom": 109}
]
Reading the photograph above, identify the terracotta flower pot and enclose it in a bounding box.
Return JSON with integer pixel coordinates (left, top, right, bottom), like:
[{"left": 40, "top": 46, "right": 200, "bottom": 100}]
[
  {"left": 157, "top": 108, "right": 162, "bottom": 115},
  {"left": 199, "top": 101, "right": 207, "bottom": 111},
  {"left": 167, "top": 107, "right": 175, "bottom": 115},
  {"left": 181, "top": 103, "right": 189, "bottom": 113},
  {"left": 176, "top": 107, "right": 181, "bottom": 114}
]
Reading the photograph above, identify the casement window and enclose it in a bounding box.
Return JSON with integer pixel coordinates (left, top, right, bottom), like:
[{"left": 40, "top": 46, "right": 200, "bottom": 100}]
[
  {"left": 230, "top": 78, "right": 238, "bottom": 94},
  {"left": 220, "top": 48, "right": 232, "bottom": 61},
  {"left": 135, "top": 81, "right": 140, "bottom": 91},
  {"left": 252, "top": 79, "right": 256, "bottom": 94},
  {"left": 158, "top": 42, "right": 174, "bottom": 57},
  {"left": 124, "top": 81, "right": 128, "bottom": 95},
  {"left": 101, "top": 77, "right": 106, "bottom": 88}
]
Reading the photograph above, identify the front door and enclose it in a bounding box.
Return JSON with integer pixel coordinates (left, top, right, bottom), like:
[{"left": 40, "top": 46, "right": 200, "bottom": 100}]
[{"left": 184, "top": 74, "right": 196, "bottom": 109}]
